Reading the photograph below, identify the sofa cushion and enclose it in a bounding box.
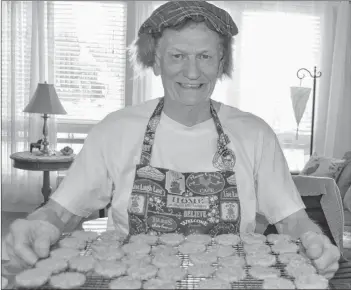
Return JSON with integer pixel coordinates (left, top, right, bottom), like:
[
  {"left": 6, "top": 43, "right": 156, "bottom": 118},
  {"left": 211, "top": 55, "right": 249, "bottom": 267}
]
[
  {"left": 300, "top": 153, "right": 345, "bottom": 179},
  {"left": 336, "top": 152, "right": 351, "bottom": 200},
  {"left": 344, "top": 186, "right": 351, "bottom": 214}
]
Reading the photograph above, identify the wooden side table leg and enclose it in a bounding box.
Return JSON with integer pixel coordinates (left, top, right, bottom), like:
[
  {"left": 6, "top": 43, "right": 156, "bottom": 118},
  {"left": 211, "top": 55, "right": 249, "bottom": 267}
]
[{"left": 42, "top": 171, "right": 52, "bottom": 203}]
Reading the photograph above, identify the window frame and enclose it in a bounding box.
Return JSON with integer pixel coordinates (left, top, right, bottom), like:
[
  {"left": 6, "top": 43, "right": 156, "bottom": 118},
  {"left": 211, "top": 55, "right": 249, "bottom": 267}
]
[{"left": 55, "top": 1, "right": 136, "bottom": 148}]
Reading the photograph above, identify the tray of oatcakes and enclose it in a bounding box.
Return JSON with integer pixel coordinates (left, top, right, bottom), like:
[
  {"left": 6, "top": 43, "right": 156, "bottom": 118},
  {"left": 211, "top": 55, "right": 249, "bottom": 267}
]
[{"left": 10, "top": 231, "right": 331, "bottom": 289}]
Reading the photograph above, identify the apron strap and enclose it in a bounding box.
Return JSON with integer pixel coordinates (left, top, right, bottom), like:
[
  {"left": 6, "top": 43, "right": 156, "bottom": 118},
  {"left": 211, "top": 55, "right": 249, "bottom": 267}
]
[{"left": 139, "top": 98, "right": 231, "bottom": 165}]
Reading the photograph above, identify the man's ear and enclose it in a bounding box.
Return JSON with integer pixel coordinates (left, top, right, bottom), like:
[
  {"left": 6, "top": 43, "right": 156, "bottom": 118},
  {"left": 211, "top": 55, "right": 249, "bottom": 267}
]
[{"left": 153, "top": 53, "right": 161, "bottom": 76}]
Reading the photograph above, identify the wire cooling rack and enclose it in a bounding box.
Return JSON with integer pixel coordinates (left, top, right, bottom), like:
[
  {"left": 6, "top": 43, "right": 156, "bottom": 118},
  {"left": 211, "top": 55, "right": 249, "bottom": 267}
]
[{"left": 14, "top": 234, "right": 329, "bottom": 290}]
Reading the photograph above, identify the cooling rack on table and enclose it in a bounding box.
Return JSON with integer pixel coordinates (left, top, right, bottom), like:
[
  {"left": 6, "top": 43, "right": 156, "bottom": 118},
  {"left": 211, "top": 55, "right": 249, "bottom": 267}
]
[{"left": 13, "top": 234, "right": 330, "bottom": 290}]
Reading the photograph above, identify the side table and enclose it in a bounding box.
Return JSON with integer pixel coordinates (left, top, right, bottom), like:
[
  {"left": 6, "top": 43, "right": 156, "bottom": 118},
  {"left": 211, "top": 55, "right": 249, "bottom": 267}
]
[{"left": 10, "top": 151, "right": 75, "bottom": 204}]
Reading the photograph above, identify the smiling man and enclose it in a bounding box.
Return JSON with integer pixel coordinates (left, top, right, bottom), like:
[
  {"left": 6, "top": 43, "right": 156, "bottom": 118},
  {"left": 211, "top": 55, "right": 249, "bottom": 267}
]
[{"left": 5, "top": 0, "right": 340, "bottom": 280}]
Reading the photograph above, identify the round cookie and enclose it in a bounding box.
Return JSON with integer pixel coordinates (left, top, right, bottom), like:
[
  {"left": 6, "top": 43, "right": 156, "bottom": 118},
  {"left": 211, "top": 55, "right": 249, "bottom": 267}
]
[
  {"left": 94, "top": 261, "right": 127, "bottom": 278},
  {"left": 69, "top": 256, "right": 96, "bottom": 272},
  {"left": 241, "top": 232, "right": 266, "bottom": 244},
  {"left": 15, "top": 268, "right": 51, "bottom": 288},
  {"left": 285, "top": 262, "right": 316, "bottom": 278},
  {"left": 214, "top": 234, "right": 240, "bottom": 246},
  {"left": 278, "top": 252, "right": 310, "bottom": 264},
  {"left": 122, "top": 242, "right": 151, "bottom": 256},
  {"left": 271, "top": 241, "right": 299, "bottom": 254},
  {"left": 143, "top": 278, "right": 176, "bottom": 290},
  {"left": 244, "top": 243, "right": 271, "bottom": 255},
  {"left": 127, "top": 264, "right": 158, "bottom": 280},
  {"left": 198, "top": 278, "right": 231, "bottom": 289},
  {"left": 262, "top": 277, "right": 296, "bottom": 289},
  {"left": 189, "top": 251, "right": 217, "bottom": 265},
  {"left": 249, "top": 266, "right": 280, "bottom": 279},
  {"left": 35, "top": 257, "right": 68, "bottom": 274},
  {"left": 130, "top": 233, "right": 159, "bottom": 245},
  {"left": 99, "top": 230, "right": 126, "bottom": 242},
  {"left": 158, "top": 266, "right": 187, "bottom": 281},
  {"left": 159, "top": 233, "right": 185, "bottom": 246},
  {"left": 58, "top": 237, "right": 86, "bottom": 250},
  {"left": 179, "top": 242, "right": 206, "bottom": 255},
  {"left": 246, "top": 253, "right": 276, "bottom": 267},
  {"left": 122, "top": 255, "right": 152, "bottom": 267},
  {"left": 92, "top": 247, "right": 124, "bottom": 261},
  {"left": 91, "top": 241, "right": 121, "bottom": 253},
  {"left": 71, "top": 230, "right": 99, "bottom": 242},
  {"left": 187, "top": 264, "right": 216, "bottom": 278},
  {"left": 216, "top": 266, "right": 246, "bottom": 282},
  {"left": 218, "top": 255, "right": 246, "bottom": 268},
  {"left": 50, "top": 272, "right": 86, "bottom": 289},
  {"left": 266, "top": 233, "right": 292, "bottom": 244},
  {"left": 109, "top": 276, "right": 142, "bottom": 289},
  {"left": 152, "top": 254, "right": 181, "bottom": 267},
  {"left": 50, "top": 248, "right": 80, "bottom": 260},
  {"left": 213, "top": 245, "right": 236, "bottom": 258},
  {"left": 186, "top": 234, "right": 212, "bottom": 245},
  {"left": 294, "top": 273, "right": 328, "bottom": 289},
  {"left": 151, "top": 244, "right": 178, "bottom": 256}
]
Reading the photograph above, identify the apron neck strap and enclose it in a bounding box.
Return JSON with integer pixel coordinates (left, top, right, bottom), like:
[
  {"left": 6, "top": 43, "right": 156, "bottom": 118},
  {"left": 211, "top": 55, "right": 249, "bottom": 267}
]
[{"left": 139, "top": 97, "right": 230, "bottom": 165}]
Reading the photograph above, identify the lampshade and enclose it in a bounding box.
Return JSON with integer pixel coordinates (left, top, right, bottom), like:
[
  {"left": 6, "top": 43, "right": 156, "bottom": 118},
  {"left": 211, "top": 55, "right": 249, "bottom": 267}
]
[{"left": 23, "top": 82, "right": 67, "bottom": 115}]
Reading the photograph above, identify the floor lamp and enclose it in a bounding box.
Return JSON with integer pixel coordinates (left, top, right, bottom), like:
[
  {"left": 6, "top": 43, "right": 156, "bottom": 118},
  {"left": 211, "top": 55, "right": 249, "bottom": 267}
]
[{"left": 295, "top": 66, "right": 322, "bottom": 156}]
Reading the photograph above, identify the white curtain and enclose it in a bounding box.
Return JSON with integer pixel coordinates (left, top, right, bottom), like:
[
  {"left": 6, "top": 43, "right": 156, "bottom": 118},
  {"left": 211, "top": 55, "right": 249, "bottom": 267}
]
[
  {"left": 314, "top": 1, "right": 351, "bottom": 158},
  {"left": 130, "top": 1, "right": 156, "bottom": 105},
  {"left": 1, "top": 1, "right": 57, "bottom": 212}
]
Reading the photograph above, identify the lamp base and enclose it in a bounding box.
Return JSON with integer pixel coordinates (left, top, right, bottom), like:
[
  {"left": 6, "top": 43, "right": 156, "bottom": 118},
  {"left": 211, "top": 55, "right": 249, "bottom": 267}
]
[{"left": 34, "top": 148, "right": 56, "bottom": 156}]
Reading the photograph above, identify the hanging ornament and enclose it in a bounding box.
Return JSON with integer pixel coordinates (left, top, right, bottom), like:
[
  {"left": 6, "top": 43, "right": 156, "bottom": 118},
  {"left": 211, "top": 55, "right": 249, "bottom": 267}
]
[{"left": 289, "top": 86, "right": 311, "bottom": 139}]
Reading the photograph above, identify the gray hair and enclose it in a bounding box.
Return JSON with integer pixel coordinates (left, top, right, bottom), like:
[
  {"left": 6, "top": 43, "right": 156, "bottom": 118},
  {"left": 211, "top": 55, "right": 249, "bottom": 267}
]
[{"left": 128, "top": 17, "right": 234, "bottom": 80}]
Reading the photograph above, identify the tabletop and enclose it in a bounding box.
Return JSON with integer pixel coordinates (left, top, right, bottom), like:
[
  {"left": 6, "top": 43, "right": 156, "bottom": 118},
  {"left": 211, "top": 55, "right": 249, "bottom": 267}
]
[
  {"left": 10, "top": 151, "right": 75, "bottom": 163},
  {"left": 2, "top": 218, "right": 350, "bottom": 289}
]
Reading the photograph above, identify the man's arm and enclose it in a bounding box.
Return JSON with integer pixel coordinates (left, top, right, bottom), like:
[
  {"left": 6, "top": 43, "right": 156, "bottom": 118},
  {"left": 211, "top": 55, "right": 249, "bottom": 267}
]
[
  {"left": 27, "top": 199, "right": 83, "bottom": 233},
  {"left": 275, "top": 208, "right": 322, "bottom": 239}
]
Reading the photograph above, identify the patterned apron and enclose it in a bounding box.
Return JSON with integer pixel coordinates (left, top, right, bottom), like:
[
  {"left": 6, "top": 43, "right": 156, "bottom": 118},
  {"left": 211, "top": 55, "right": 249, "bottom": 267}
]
[{"left": 128, "top": 98, "right": 241, "bottom": 236}]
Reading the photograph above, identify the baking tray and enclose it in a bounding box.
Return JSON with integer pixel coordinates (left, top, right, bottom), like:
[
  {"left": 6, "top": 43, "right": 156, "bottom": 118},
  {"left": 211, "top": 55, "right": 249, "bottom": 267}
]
[{"left": 14, "top": 234, "right": 329, "bottom": 290}]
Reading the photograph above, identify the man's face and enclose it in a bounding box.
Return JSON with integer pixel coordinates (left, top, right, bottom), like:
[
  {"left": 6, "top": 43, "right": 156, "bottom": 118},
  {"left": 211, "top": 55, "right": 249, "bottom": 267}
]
[{"left": 154, "top": 22, "right": 223, "bottom": 106}]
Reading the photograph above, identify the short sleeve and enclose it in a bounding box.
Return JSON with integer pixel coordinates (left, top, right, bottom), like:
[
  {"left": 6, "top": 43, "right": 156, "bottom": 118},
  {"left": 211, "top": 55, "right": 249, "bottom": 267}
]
[
  {"left": 255, "top": 126, "right": 306, "bottom": 224},
  {"left": 50, "top": 122, "right": 113, "bottom": 218}
]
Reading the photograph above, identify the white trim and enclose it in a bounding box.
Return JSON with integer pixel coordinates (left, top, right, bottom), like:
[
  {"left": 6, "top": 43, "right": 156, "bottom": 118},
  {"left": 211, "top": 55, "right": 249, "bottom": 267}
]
[{"left": 124, "top": 1, "right": 137, "bottom": 107}]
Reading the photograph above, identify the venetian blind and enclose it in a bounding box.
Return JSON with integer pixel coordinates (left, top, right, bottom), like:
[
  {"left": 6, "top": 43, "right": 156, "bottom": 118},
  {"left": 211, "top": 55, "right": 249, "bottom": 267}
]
[{"left": 50, "top": 1, "right": 127, "bottom": 122}]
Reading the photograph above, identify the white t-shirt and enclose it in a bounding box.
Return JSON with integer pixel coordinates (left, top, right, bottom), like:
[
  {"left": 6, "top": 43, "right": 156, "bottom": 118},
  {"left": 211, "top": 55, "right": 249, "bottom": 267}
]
[{"left": 51, "top": 98, "right": 305, "bottom": 235}]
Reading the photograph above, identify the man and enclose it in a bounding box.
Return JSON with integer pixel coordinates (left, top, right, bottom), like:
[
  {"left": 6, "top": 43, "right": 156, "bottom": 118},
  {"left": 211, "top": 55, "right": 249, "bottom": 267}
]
[{"left": 5, "top": 0, "right": 340, "bottom": 279}]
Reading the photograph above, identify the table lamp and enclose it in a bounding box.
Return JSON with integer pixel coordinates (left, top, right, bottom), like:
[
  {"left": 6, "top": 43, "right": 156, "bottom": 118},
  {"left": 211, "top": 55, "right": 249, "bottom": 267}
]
[{"left": 24, "top": 82, "right": 67, "bottom": 155}]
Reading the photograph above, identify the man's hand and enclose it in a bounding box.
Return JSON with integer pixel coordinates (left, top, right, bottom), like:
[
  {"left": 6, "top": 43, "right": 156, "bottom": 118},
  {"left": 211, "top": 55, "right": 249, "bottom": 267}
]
[
  {"left": 5, "top": 219, "right": 61, "bottom": 269},
  {"left": 300, "top": 231, "right": 341, "bottom": 279}
]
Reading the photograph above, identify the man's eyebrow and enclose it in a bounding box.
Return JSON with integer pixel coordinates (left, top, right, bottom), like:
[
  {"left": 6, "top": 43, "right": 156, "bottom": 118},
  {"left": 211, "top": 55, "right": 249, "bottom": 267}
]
[{"left": 169, "top": 48, "right": 213, "bottom": 54}]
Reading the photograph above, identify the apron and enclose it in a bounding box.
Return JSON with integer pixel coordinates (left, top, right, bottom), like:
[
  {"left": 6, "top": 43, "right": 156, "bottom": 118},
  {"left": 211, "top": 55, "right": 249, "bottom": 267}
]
[{"left": 127, "top": 98, "right": 241, "bottom": 236}]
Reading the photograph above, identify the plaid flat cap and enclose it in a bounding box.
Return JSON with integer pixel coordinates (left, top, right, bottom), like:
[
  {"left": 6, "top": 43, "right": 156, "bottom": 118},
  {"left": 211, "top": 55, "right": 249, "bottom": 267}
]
[{"left": 139, "top": 0, "right": 238, "bottom": 37}]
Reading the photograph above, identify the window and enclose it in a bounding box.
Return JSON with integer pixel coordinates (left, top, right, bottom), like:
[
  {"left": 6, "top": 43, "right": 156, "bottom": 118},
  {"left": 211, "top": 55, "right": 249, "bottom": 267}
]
[
  {"left": 231, "top": 3, "right": 321, "bottom": 172},
  {"left": 51, "top": 1, "right": 127, "bottom": 153}
]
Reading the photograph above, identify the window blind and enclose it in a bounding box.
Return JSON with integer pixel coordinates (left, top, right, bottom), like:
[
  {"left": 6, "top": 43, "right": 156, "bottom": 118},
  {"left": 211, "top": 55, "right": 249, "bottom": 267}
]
[{"left": 50, "top": 1, "right": 127, "bottom": 122}]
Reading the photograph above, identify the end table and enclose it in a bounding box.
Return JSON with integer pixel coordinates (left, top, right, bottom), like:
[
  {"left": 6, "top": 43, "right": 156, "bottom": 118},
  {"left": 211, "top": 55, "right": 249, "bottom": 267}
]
[{"left": 10, "top": 151, "right": 75, "bottom": 204}]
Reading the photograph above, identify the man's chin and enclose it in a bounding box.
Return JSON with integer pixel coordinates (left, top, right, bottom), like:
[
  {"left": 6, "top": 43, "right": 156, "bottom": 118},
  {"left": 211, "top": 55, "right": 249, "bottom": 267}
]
[{"left": 177, "top": 95, "right": 211, "bottom": 106}]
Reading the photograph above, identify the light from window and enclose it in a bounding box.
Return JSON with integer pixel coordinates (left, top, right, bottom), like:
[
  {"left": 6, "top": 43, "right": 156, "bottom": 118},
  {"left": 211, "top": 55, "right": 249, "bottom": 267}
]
[{"left": 51, "top": 1, "right": 127, "bottom": 122}]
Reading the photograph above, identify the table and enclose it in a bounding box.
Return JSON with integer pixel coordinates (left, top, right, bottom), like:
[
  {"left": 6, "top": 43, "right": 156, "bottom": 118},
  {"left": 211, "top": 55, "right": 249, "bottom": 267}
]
[{"left": 10, "top": 151, "right": 75, "bottom": 203}]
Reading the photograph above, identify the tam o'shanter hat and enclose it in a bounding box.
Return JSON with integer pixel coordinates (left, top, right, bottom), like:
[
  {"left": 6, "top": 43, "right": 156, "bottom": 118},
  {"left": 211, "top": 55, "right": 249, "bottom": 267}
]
[{"left": 139, "top": 0, "right": 239, "bottom": 37}]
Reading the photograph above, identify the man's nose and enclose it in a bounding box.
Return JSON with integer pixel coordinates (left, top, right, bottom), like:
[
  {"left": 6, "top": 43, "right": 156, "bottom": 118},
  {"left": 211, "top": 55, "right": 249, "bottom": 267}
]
[{"left": 183, "top": 57, "right": 201, "bottom": 80}]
